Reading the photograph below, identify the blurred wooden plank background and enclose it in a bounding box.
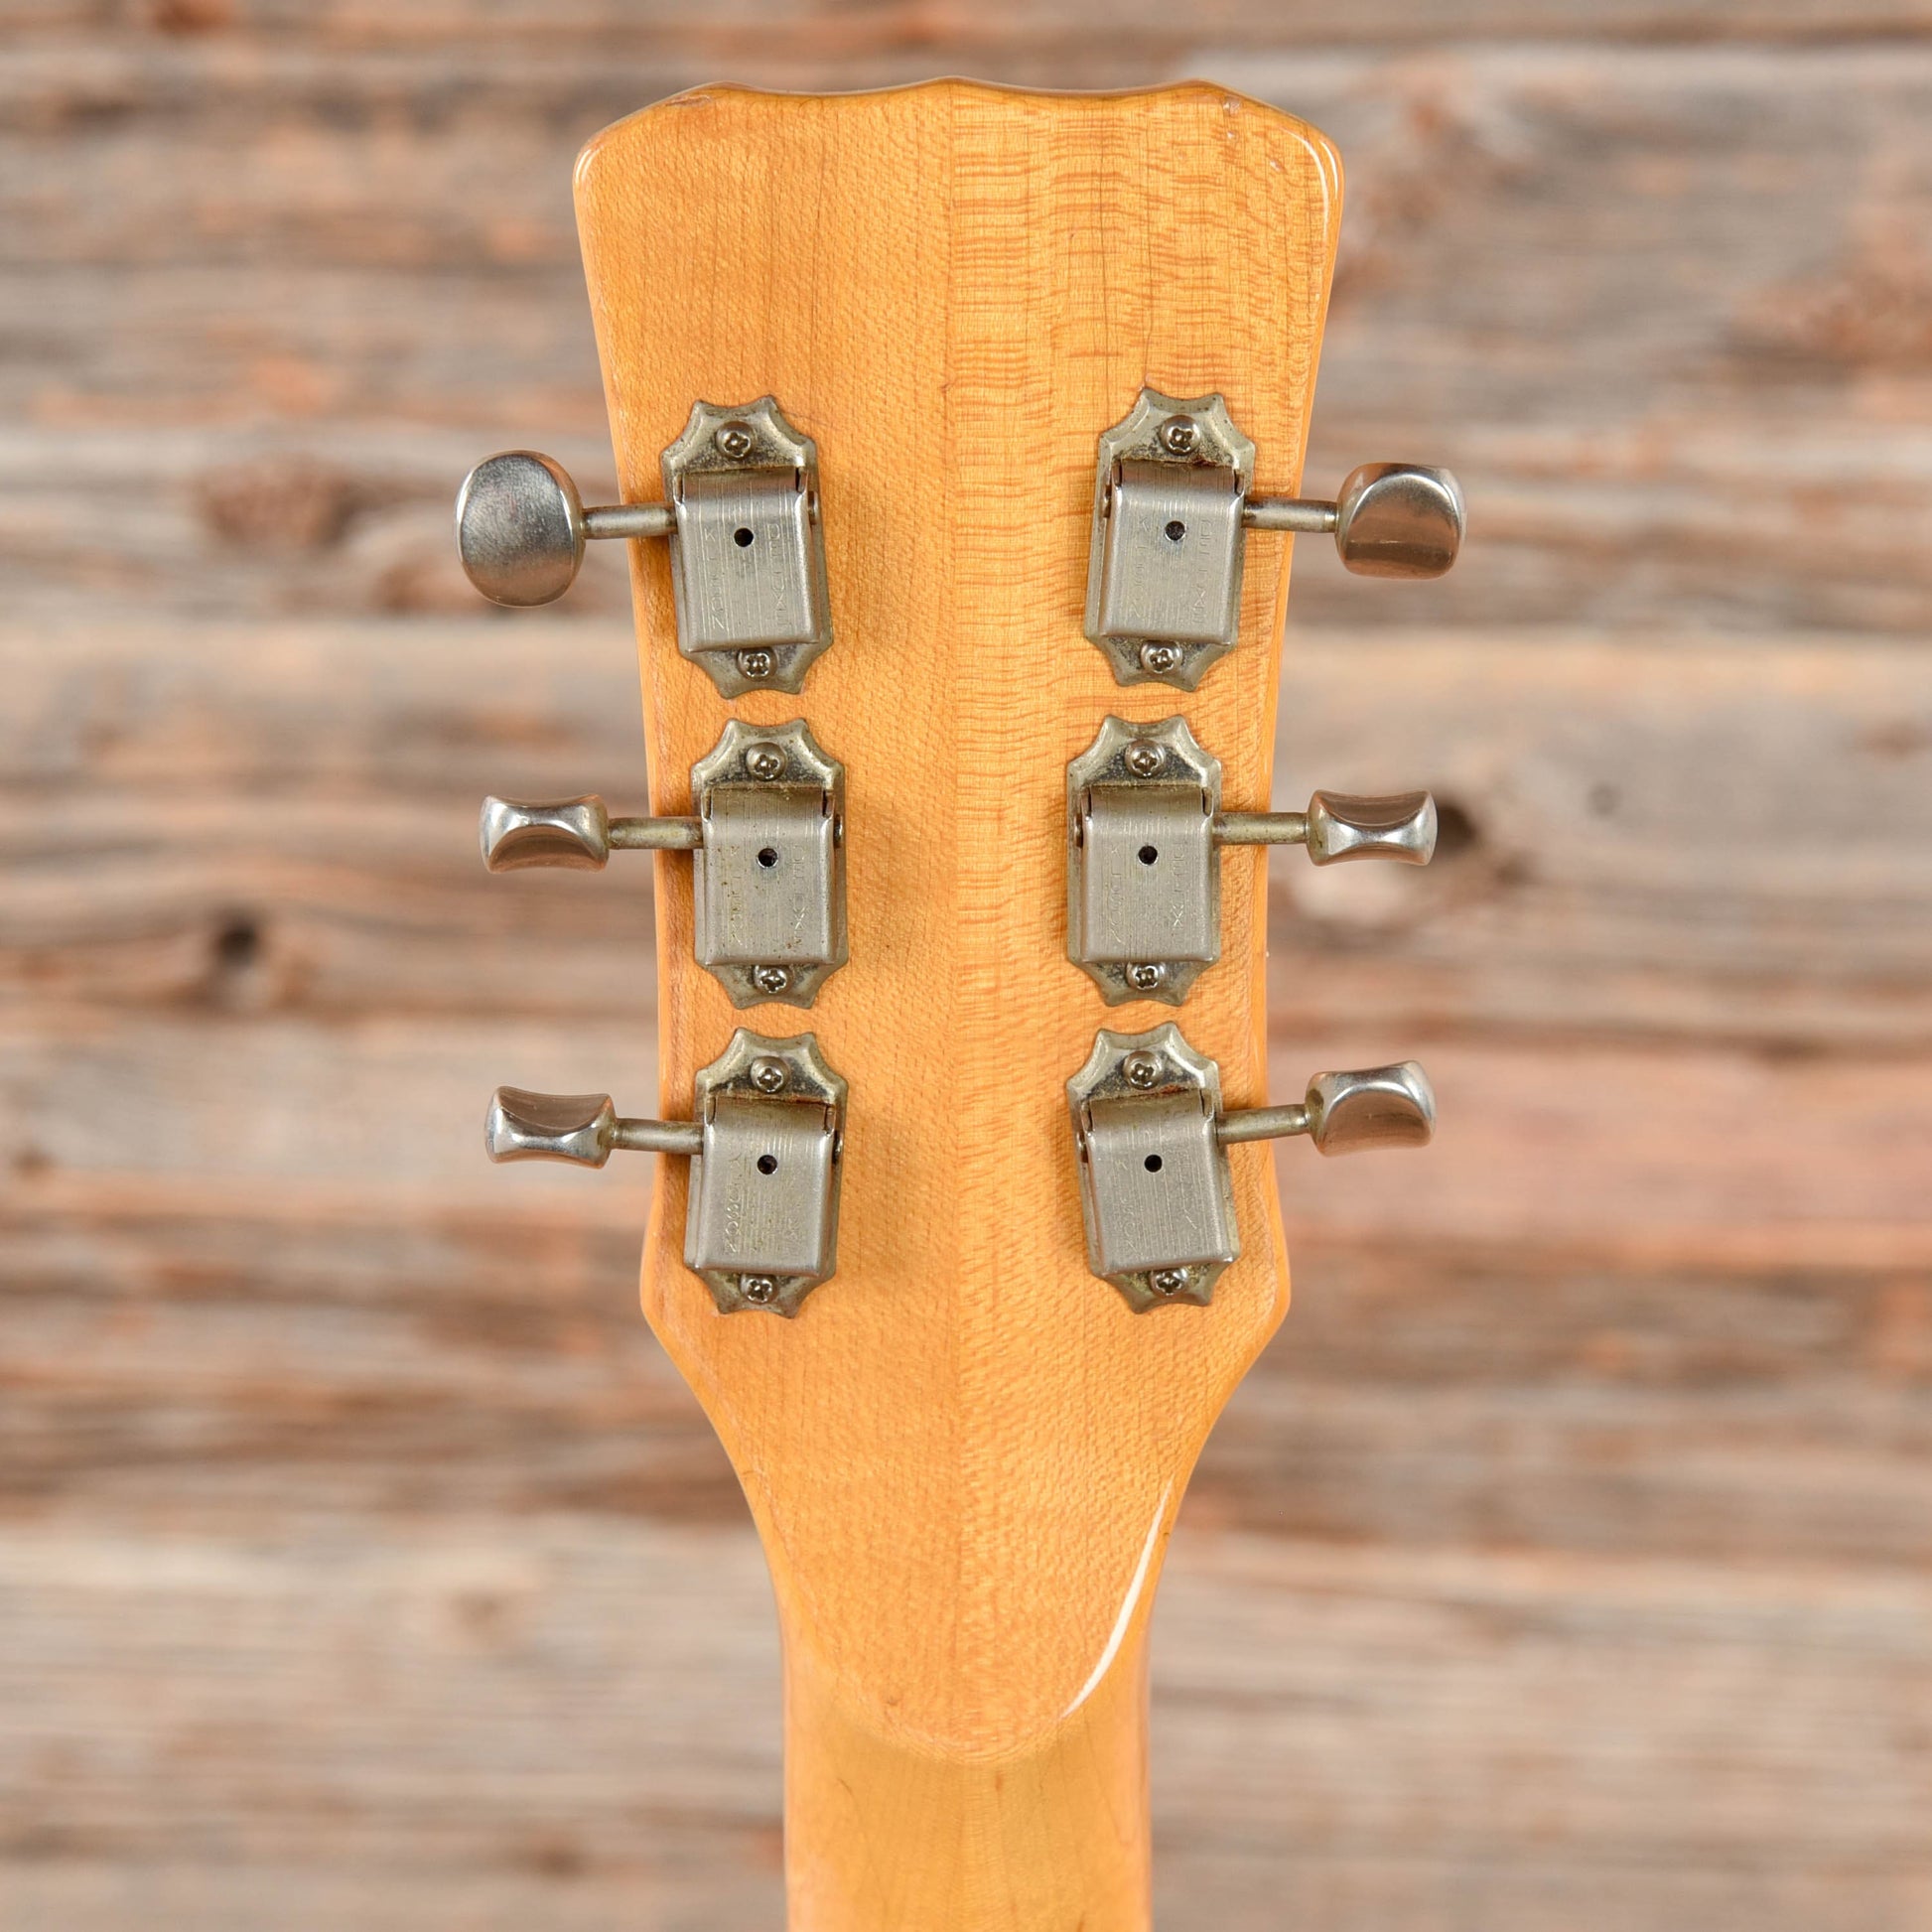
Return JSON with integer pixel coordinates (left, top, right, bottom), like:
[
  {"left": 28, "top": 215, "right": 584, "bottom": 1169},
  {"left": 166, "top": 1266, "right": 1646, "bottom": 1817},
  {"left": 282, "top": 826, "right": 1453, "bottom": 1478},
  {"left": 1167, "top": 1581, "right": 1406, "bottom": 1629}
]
[{"left": 4, "top": 4, "right": 1932, "bottom": 1929}]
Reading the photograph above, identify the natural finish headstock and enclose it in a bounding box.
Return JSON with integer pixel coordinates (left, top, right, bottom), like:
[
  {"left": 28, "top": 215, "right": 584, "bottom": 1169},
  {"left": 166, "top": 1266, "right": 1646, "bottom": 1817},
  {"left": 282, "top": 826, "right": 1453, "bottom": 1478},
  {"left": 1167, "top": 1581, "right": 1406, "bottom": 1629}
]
[
  {"left": 471, "top": 76, "right": 1431, "bottom": 1932},
  {"left": 573, "top": 78, "right": 1337, "bottom": 1932}
]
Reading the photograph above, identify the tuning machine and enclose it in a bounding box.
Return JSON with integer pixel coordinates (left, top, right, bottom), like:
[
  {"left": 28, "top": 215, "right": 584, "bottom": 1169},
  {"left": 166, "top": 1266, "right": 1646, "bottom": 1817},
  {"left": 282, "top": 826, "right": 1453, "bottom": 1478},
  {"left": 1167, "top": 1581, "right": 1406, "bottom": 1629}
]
[
  {"left": 1084, "top": 386, "right": 1463, "bottom": 689},
  {"left": 482, "top": 719, "right": 846, "bottom": 1009},
  {"left": 457, "top": 396, "right": 832, "bottom": 697},
  {"left": 1067, "top": 715, "right": 1434, "bottom": 1004},
  {"left": 1068, "top": 1025, "right": 1434, "bottom": 1311},
  {"left": 486, "top": 1030, "right": 846, "bottom": 1315}
]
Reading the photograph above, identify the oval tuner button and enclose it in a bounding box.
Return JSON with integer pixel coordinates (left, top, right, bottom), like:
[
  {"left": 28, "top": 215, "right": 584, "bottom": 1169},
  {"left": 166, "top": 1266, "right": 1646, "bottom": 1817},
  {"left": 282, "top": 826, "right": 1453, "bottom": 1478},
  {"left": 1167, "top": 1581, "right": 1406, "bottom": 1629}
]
[
  {"left": 456, "top": 451, "right": 588, "bottom": 607},
  {"left": 1331, "top": 463, "right": 1464, "bottom": 579}
]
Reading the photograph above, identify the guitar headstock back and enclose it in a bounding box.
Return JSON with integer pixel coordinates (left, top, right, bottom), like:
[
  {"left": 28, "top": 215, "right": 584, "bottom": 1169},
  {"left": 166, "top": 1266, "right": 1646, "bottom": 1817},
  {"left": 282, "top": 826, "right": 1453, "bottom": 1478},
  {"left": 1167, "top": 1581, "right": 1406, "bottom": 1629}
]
[{"left": 474, "top": 79, "right": 1449, "bottom": 1931}]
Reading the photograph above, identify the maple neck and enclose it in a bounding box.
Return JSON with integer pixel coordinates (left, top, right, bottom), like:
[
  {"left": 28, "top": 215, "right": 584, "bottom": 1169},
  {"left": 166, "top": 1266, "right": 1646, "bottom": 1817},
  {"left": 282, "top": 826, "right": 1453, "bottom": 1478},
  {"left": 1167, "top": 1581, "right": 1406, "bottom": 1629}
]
[{"left": 784, "top": 1613, "right": 1155, "bottom": 1932}]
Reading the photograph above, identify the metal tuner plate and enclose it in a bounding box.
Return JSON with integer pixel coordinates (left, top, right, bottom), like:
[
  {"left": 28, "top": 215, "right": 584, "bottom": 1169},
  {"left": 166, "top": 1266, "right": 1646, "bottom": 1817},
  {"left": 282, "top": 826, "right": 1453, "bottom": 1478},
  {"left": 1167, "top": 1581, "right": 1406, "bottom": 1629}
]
[
  {"left": 1084, "top": 386, "right": 1467, "bottom": 691},
  {"left": 1069, "top": 1024, "right": 1437, "bottom": 1311},
  {"left": 1067, "top": 715, "right": 1223, "bottom": 1006},
  {"left": 662, "top": 397, "right": 832, "bottom": 697},
  {"left": 457, "top": 398, "right": 833, "bottom": 695},
  {"left": 483, "top": 1028, "right": 846, "bottom": 1313},
  {"left": 1067, "top": 1026, "right": 1237, "bottom": 1311},
  {"left": 686, "top": 1031, "right": 847, "bottom": 1316},
  {"left": 1067, "top": 716, "right": 1438, "bottom": 1005},
  {"left": 483, "top": 1031, "right": 847, "bottom": 1316},
  {"left": 690, "top": 720, "right": 847, "bottom": 1009},
  {"left": 1084, "top": 388, "right": 1256, "bottom": 692},
  {"left": 479, "top": 718, "right": 846, "bottom": 1010}
]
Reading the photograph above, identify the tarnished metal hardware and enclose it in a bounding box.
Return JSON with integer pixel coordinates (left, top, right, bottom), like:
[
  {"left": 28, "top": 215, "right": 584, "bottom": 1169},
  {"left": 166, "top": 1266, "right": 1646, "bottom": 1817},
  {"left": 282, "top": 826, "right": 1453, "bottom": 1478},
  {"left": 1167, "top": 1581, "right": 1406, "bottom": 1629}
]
[
  {"left": 680, "top": 1031, "right": 846, "bottom": 1315},
  {"left": 456, "top": 395, "right": 832, "bottom": 698},
  {"left": 660, "top": 398, "right": 833, "bottom": 696},
  {"left": 1067, "top": 1025, "right": 1436, "bottom": 1309},
  {"left": 1215, "top": 1061, "right": 1436, "bottom": 1156},
  {"left": 485, "top": 1030, "right": 846, "bottom": 1316},
  {"left": 689, "top": 719, "right": 846, "bottom": 1008},
  {"left": 1067, "top": 1027, "right": 1235, "bottom": 1311},
  {"left": 1067, "top": 716, "right": 1437, "bottom": 1005},
  {"left": 1247, "top": 463, "right": 1464, "bottom": 580},
  {"left": 479, "top": 795, "right": 704, "bottom": 870},
  {"left": 1083, "top": 389, "right": 1255, "bottom": 691},
  {"left": 1083, "top": 386, "right": 1465, "bottom": 689},
  {"left": 1217, "top": 790, "right": 1437, "bottom": 865},
  {"left": 485, "top": 1088, "right": 703, "bottom": 1165},
  {"left": 480, "top": 719, "right": 846, "bottom": 1010},
  {"left": 1067, "top": 716, "right": 1222, "bottom": 1006},
  {"left": 455, "top": 451, "right": 675, "bottom": 608}
]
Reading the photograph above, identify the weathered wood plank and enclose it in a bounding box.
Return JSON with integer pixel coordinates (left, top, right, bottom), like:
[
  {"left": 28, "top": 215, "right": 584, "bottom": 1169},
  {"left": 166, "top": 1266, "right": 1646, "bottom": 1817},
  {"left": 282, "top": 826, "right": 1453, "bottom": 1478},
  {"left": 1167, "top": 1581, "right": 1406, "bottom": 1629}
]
[
  {"left": 6, "top": 624, "right": 1928, "bottom": 1046},
  {"left": 5, "top": 46, "right": 1932, "bottom": 630},
  {"left": 7, "top": 2, "right": 1931, "bottom": 61},
  {"left": 3, "top": 1516, "right": 1928, "bottom": 1932},
  {"left": 4, "top": 23, "right": 1931, "bottom": 1929},
  {"left": 4, "top": 1003, "right": 1928, "bottom": 1567},
  {"left": 7, "top": 989, "right": 1924, "bottom": 1259},
  {"left": 0, "top": 1517, "right": 787, "bottom": 1920},
  {"left": 1208, "top": 1250, "right": 1932, "bottom": 1569},
  {"left": 5, "top": 1013, "right": 1928, "bottom": 1252},
  {"left": 1150, "top": 1534, "right": 1932, "bottom": 1932},
  {"left": 315, "top": 0, "right": 1910, "bottom": 42},
  {"left": 7, "top": 1202, "right": 1930, "bottom": 1567}
]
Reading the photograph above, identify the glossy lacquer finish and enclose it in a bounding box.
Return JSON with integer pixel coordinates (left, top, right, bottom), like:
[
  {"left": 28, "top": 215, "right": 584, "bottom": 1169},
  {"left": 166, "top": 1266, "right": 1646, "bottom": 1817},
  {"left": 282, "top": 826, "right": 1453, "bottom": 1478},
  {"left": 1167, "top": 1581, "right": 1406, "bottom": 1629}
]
[{"left": 573, "top": 81, "right": 1341, "bottom": 1932}]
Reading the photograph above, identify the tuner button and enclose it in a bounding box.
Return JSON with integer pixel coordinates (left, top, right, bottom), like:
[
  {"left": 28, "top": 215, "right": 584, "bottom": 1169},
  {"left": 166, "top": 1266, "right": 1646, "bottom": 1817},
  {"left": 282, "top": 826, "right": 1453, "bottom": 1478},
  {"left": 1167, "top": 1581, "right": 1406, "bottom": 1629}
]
[
  {"left": 1305, "top": 1062, "right": 1437, "bottom": 1156},
  {"left": 485, "top": 1087, "right": 617, "bottom": 1166},
  {"left": 480, "top": 795, "right": 611, "bottom": 872},
  {"left": 1306, "top": 789, "right": 1438, "bottom": 866},
  {"left": 1332, "top": 464, "right": 1464, "bottom": 579},
  {"left": 457, "top": 451, "right": 587, "bottom": 606}
]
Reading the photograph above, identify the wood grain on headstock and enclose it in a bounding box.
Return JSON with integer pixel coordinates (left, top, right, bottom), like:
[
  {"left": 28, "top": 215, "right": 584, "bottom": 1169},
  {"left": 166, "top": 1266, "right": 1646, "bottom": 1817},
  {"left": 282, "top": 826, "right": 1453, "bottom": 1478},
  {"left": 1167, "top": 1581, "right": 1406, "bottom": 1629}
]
[{"left": 575, "top": 79, "right": 1340, "bottom": 1932}]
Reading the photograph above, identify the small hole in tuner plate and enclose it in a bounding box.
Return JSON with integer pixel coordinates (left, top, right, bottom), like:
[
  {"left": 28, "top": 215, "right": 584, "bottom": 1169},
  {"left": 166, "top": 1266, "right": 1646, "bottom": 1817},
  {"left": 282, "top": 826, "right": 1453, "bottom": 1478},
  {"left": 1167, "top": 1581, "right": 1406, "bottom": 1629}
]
[
  {"left": 1144, "top": 1154, "right": 1164, "bottom": 1173},
  {"left": 757, "top": 1154, "right": 778, "bottom": 1175},
  {"left": 734, "top": 527, "right": 755, "bottom": 547},
  {"left": 1165, "top": 520, "right": 1185, "bottom": 542},
  {"left": 757, "top": 847, "right": 778, "bottom": 869},
  {"left": 1138, "top": 845, "right": 1158, "bottom": 866}
]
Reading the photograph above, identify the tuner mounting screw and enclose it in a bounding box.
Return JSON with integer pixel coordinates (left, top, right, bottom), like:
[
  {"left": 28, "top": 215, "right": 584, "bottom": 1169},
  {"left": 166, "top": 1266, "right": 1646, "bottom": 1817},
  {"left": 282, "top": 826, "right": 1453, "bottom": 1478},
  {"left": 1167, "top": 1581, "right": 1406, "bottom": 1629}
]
[
  {"left": 738, "top": 648, "right": 775, "bottom": 680},
  {"left": 752, "top": 965, "right": 791, "bottom": 996},
  {"left": 1139, "top": 642, "right": 1181, "bottom": 676},
  {"left": 1126, "top": 962, "right": 1166, "bottom": 992},
  {"left": 745, "top": 743, "right": 785, "bottom": 781},
  {"left": 1123, "top": 1050, "right": 1163, "bottom": 1089},
  {"left": 1124, "top": 741, "right": 1164, "bottom": 778},
  {"left": 715, "top": 422, "right": 756, "bottom": 460},
  {"left": 1158, "top": 416, "right": 1198, "bottom": 456},
  {"left": 741, "top": 1275, "right": 777, "bottom": 1304},
  {"left": 750, "top": 1057, "right": 788, "bottom": 1094},
  {"left": 1151, "top": 1269, "right": 1188, "bottom": 1296}
]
